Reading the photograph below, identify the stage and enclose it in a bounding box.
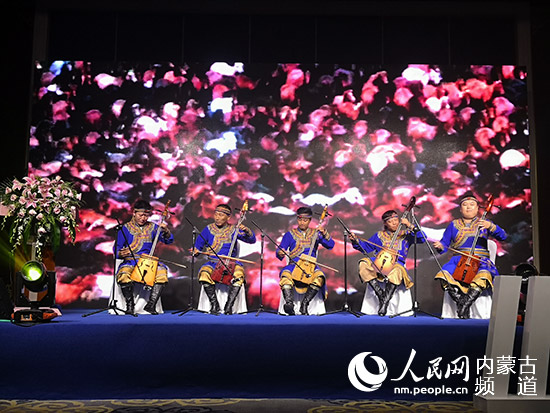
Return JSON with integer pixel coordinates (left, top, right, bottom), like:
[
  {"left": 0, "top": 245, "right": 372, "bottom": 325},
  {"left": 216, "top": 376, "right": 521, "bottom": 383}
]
[{"left": 0, "top": 309, "right": 515, "bottom": 402}]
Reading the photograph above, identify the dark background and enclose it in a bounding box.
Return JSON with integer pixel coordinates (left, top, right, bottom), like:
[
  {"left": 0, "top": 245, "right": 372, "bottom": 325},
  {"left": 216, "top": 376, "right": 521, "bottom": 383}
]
[{"left": 2, "top": 0, "right": 548, "bottom": 292}]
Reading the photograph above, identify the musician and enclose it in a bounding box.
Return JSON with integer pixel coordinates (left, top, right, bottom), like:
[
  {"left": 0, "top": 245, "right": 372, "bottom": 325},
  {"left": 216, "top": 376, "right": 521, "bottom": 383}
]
[
  {"left": 433, "top": 192, "right": 507, "bottom": 319},
  {"left": 276, "top": 207, "right": 335, "bottom": 315},
  {"left": 115, "top": 199, "right": 173, "bottom": 315},
  {"left": 193, "top": 203, "right": 256, "bottom": 315},
  {"left": 350, "top": 210, "right": 425, "bottom": 316}
]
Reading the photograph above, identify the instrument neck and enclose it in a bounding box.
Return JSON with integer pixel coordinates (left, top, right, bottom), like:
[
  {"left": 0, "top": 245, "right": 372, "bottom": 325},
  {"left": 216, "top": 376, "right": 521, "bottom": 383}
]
[
  {"left": 388, "top": 210, "right": 409, "bottom": 249},
  {"left": 465, "top": 214, "right": 487, "bottom": 262},
  {"left": 304, "top": 228, "right": 316, "bottom": 257},
  {"left": 149, "top": 222, "right": 163, "bottom": 256},
  {"left": 227, "top": 213, "right": 247, "bottom": 260},
  {"left": 150, "top": 203, "right": 171, "bottom": 256},
  {"left": 306, "top": 216, "right": 326, "bottom": 258}
]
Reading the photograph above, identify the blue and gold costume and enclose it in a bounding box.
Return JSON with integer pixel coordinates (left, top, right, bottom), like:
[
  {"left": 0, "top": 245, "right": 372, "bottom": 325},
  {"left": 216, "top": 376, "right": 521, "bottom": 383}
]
[
  {"left": 278, "top": 206, "right": 335, "bottom": 315},
  {"left": 352, "top": 228, "right": 426, "bottom": 288},
  {"left": 277, "top": 227, "right": 335, "bottom": 295},
  {"left": 115, "top": 219, "right": 174, "bottom": 284},
  {"left": 434, "top": 217, "right": 507, "bottom": 293},
  {"left": 194, "top": 223, "right": 256, "bottom": 287}
]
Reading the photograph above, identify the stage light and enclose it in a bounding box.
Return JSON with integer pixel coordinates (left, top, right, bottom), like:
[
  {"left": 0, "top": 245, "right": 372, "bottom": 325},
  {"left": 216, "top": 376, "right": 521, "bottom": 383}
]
[
  {"left": 515, "top": 262, "right": 538, "bottom": 280},
  {"left": 13, "top": 260, "right": 59, "bottom": 323},
  {"left": 20, "top": 261, "right": 47, "bottom": 291}
]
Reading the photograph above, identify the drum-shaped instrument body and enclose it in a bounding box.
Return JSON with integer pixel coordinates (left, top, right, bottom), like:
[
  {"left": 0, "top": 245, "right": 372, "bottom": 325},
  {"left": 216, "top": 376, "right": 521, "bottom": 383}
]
[
  {"left": 452, "top": 256, "right": 481, "bottom": 284},
  {"left": 290, "top": 254, "right": 317, "bottom": 285},
  {"left": 373, "top": 250, "right": 398, "bottom": 276},
  {"left": 211, "top": 260, "right": 236, "bottom": 285},
  {"left": 131, "top": 254, "right": 159, "bottom": 287}
]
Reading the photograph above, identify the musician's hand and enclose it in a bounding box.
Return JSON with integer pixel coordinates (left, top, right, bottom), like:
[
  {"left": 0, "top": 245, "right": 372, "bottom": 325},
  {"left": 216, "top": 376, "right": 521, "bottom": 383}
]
[
  {"left": 160, "top": 222, "right": 171, "bottom": 235},
  {"left": 192, "top": 248, "right": 201, "bottom": 257},
  {"left": 478, "top": 220, "right": 492, "bottom": 230},
  {"left": 318, "top": 226, "right": 329, "bottom": 239},
  {"left": 239, "top": 224, "right": 252, "bottom": 235},
  {"left": 433, "top": 241, "right": 444, "bottom": 252},
  {"left": 349, "top": 232, "right": 359, "bottom": 243},
  {"left": 276, "top": 249, "right": 285, "bottom": 259},
  {"left": 401, "top": 218, "right": 414, "bottom": 230},
  {"left": 118, "top": 247, "right": 131, "bottom": 258}
]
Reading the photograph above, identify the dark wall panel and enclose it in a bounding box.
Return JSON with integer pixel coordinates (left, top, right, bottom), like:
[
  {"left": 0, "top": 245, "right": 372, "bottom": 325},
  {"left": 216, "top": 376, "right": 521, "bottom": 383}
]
[
  {"left": 450, "top": 17, "right": 516, "bottom": 64},
  {"left": 250, "top": 15, "right": 316, "bottom": 62},
  {"left": 49, "top": 11, "right": 117, "bottom": 60},
  {"left": 116, "top": 13, "right": 183, "bottom": 61},
  {"left": 383, "top": 16, "right": 450, "bottom": 64},
  {"left": 316, "top": 16, "right": 383, "bottom": 63},
  {"left": 46, "top": 11, "right": 519, "bottom": 66},
  {"left": 184, "top": 14, "right": 250, "bottom": 62}
]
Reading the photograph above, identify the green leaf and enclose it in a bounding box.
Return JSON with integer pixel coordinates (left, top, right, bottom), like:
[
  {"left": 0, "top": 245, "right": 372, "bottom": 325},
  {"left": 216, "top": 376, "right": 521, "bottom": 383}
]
[
  {"left": 22, "top": 219, "right": 32, "bottom": 255},
  {"left": 51, "top": 224, "right": 61, "bottom": 253}
]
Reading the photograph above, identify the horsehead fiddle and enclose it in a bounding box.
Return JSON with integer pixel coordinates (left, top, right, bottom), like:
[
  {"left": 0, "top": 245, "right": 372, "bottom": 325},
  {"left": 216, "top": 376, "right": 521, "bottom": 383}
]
[
  {"left": 130, "top": 201, "right": 172, "bottom": 287},
  {"left": 452, "top": 194, "right": 494, "bottom": 284},
  {"left": 371, "top": 196, "right": 417, "bottom": 276},
  {"left": 290, "top": 205, "right": 339, "bottom": 285},
  {"left": 210, "top": 199, "right": 250, "bottom": 285}
]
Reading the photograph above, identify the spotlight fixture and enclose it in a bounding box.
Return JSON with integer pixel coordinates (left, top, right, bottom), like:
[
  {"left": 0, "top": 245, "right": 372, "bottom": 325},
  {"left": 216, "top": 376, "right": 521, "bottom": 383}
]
[
  {"left": 13, "top": 260, "right": 60, "bottom": 323},
  {"left": 515, "top": 262, "right": 539, "bottom": 325},
  {"left": 515, "top": 262, "right": 538, "bottom": 280}
]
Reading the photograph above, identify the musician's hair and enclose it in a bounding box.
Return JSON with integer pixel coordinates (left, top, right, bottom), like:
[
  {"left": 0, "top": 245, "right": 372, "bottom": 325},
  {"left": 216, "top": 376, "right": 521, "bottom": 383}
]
[
  {"left": 133, "top": 199, "right": 152, "bottom": 211},
  {"left": 215, "top": 203, "right": 232, "bottom": 215},
  {"left": 459, "top": 191, "right": 479, "bottom": 205},
  {"left": 296, "top": 206, "right": 313, "bottom": 217},
  {"left": 382, "top": 210, "right": 398, "bottom": 222}
]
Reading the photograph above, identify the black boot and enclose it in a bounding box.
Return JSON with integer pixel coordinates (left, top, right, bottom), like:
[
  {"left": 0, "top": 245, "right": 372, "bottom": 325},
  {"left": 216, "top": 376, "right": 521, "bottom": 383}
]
[
  {"left": 224, "top": 285, "right": 241, "bottom": 315},
  {"left": 457, "top": 287, "right": 482, "bottom": 319},
  {"left": 144, "top": 283, "right": 165, "bottom": 315},
  {"left": 299, "top": 286, "right": 319, "bottom": 315},
  {"left": 446, "top": 285, "right": 465, "bottom": 315},
  {"left": 378, "top": 283, "right": 398, "bottom": 316},
  {"left": 119, "top": 283, "right": 135, "bottom": 316},
  {"left": 368, "top": 279, "right": 385, "bottom": 303},
  {"left": 202, "top": 283, "right": 220, "bottom": 315},
  {"left": 282, "top": 287, "right": 295, "bottom": 315}
]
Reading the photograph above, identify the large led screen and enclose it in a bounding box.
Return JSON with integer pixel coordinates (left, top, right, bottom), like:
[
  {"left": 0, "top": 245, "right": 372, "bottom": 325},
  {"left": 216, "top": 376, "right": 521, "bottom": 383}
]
[{"left": 28, "top": 61, "right": 532, "bottom": 313}]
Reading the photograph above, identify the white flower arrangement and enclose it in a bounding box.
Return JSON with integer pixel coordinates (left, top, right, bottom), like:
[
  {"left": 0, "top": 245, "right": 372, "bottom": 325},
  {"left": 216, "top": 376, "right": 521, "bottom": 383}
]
[{"left": 1, "top": 175, "right": 82, "bottom": 260}]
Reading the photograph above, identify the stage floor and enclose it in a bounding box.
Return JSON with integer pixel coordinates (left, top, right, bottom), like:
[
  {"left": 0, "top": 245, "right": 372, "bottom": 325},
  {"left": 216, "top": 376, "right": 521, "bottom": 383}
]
[
  {"left": 0, "top": 309, "right": 499, "bottom": 402},
  {"left": 0, "top": 398, "right": 483, "bottom": 412}
]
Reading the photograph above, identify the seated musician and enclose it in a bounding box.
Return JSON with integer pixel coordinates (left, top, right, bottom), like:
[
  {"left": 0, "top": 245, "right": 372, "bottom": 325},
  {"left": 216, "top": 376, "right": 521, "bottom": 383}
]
[
  {"left": 115, "top": 199, "right": 173, "bottom": 315},
  {"left": 276, "top": 206, "right": 334, "bottom": 315},
  {"left": 349, "top": 210, "right": 425, "bottom": 317},
  {"left": 433, "top": 192, "right": 507, "bottom": 319},
  {"left": 193, "top": 203, "right": 256, "bottom": 315}
]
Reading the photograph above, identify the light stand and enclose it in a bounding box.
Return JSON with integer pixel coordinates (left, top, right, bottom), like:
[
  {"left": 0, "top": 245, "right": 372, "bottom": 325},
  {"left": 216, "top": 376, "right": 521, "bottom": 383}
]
[
  {"left": 82, "top": 221, "right": 130, "bottom": 317},
  {"left": 242, "top": 221, "right": 277, "bottom": 316},
  {"left": 389, "top": 209, "right": 441, "bottom": 319},
  {"left": 247, "top": 219, "right": 312, "bottom": 316},
  {"left": 173, "top": 227, "right": 205, "bottom": 315},
  {"left": 321, "top": 224, "right": 361, "bottom": 317},
  {"left": 174, "top": 223, "right": 210, "bottom": 315}
]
